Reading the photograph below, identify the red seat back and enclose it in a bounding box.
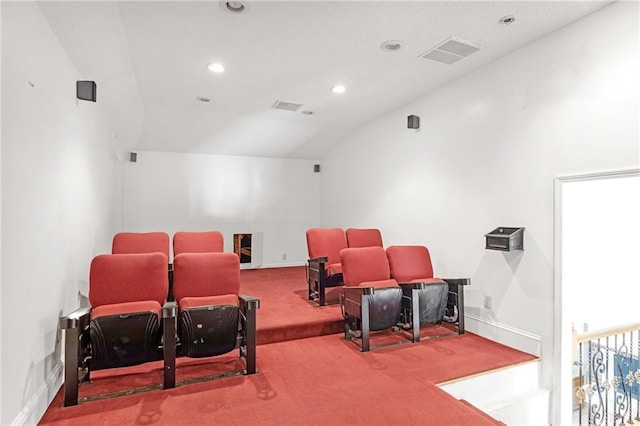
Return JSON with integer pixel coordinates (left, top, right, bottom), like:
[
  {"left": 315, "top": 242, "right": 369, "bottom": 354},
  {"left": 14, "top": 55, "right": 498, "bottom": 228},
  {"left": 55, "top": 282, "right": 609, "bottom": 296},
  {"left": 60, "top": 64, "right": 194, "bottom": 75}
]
[
  {"left": 112, "top": 232, "right": 170, "bottom": 259},
  {"left": 173, "top": 231, "right": 224, "bottom": 256},
  {"left": 89, "top": 253, "right": 168, "bottom": 308},
  {"left": 386, "top": 245, "right": 435, "bottom": 283},
  {"left": 173, "top": 253, "right": 240, "bottom": 302},
  {"left": 306, "top": 228, "right": 347, "bottom": 265},
  {"left": 345, "top": 228, "right": 383, "bottom": 248},
  {"left": 340, "top": 246, "right": 394, "bottom": 287}
]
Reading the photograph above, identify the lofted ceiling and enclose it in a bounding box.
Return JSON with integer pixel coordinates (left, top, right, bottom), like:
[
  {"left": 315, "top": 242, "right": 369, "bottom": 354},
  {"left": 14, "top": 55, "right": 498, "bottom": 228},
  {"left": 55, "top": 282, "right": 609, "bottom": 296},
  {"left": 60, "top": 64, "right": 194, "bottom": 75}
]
[{"left": 37, "top": 0, "right": 611, "bottom": 159}]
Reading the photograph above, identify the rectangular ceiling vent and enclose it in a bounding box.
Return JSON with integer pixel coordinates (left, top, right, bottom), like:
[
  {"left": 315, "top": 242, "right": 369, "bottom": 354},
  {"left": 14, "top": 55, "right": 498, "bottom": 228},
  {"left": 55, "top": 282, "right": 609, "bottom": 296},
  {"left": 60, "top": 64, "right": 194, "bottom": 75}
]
[
  {"left": 271, "top": 100, "right": 303, "bottom": 112},
  {"left": 419, "top": 37, "right": 482, "bottom": 65}
]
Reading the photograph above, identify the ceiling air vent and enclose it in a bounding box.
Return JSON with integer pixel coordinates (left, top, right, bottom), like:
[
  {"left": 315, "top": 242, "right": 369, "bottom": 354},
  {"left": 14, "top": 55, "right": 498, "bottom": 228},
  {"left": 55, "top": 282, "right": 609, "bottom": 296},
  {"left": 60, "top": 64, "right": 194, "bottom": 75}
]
[
  {"left": 419, "top": 37, "right": 482, "bottom": 65},
  {"left": 271, "top": 100, "right": 303, "bottom": 112}
]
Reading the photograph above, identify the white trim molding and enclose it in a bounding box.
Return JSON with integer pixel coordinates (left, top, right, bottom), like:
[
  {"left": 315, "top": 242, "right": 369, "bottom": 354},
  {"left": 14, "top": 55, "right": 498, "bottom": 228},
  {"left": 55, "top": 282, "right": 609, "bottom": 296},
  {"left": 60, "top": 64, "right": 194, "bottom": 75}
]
[
  {"left": 12, "top": 361, "right": 63, "bottom": 426},
  {"left": 465, "top": 313, "right": 542, "bottom": 358}
]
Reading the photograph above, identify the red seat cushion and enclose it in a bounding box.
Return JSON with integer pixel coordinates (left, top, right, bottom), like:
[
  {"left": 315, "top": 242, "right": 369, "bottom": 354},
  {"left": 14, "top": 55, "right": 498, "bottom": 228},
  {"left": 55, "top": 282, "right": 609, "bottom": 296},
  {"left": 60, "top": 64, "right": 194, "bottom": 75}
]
[
  {"left": 91, "top": 300, "right": 161, "bottom": 320},
  {"left": 306, "top": 228, "right": 347, "bottom": 265},
  {"left": 173, "top": 231, "right": 224, "bottom": 256},
  {"left": 173, "top": 252, "right": 240, "bottom": 302},
  {"left": 326, "top": 263, "right": 342, "bottom": 276},
  {"left": 112, "top": 232, "right": 170, "bottom": 259},
  {"left": 340, "top": 246, "right": 391, "bottom": 287},
  {"left": 345, "top": 228, "right": 383, "bottom": 248},
  {"left": 178, "top": 294, "right": 239, "bottom": 311},
  {"left": 386, "top": 245, "right": 435, "bottom": 283},
  {"left": 89, "top": 253, "right": 168, "bottom": 308}
]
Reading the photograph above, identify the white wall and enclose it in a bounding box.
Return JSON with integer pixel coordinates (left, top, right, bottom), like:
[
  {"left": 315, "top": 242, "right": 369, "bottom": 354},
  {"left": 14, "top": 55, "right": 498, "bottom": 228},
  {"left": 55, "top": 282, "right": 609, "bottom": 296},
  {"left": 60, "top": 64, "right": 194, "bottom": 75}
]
[
  {"left": 320, "top": 0, "right": 639, "bottom": 396},
  {"left": 122, "top": 151, "right": 319, "bottom": 266},
  {"left": 1, "top": 2, "right": 122, "bottom": 424}
]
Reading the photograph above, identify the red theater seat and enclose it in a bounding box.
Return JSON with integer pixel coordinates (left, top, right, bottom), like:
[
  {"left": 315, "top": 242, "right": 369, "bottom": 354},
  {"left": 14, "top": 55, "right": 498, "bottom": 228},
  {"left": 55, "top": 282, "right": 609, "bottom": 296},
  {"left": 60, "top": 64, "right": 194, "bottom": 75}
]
[
  {"left": 345, "top": 228, "right": 383, "bottom": 248},
  {"left": 386, "top": 245, "right": 462, "bottom": 341},
  {"left": 112, "top": 232, "right": 170, "bottom": 259},
  {"left": 173, "top": 231, "right": 224, "bottom": 256},
  {"left": 339, "top": 246, "right": 403, "bottom": 352},
  {"left": 172, "top": 252, "right": 259, "bottom": 375},
  {"left": 59, "top": 252, "right": 175, "bottom": 406},
  {"left": 306, "top": 228, "right": 346, "bottom": 306}
]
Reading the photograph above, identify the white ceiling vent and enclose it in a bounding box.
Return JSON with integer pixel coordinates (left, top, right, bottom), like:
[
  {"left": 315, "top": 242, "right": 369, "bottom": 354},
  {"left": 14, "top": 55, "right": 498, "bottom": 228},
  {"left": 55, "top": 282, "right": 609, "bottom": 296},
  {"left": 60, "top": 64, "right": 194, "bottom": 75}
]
[
  {"left": 271, "top": 100, "right": 303, "bottom": 112},
  {"left": 419, "top": 37, "right": 482, "bottom": 65}
]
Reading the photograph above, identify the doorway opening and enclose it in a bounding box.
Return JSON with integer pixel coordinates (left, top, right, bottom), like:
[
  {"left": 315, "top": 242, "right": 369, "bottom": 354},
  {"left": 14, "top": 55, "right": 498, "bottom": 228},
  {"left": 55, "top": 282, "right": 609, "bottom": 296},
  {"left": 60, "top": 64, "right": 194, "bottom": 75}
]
[{"left": 234, "top": 233, "right": 251, "bottom": 264}]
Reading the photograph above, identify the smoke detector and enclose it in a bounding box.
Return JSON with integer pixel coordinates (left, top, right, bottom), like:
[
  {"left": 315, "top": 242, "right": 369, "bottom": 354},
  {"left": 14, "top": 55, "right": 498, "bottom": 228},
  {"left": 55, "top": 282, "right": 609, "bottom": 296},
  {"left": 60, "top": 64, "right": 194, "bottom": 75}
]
[{"left": 419, "top": 37, "right": 483, "bottom": 65}]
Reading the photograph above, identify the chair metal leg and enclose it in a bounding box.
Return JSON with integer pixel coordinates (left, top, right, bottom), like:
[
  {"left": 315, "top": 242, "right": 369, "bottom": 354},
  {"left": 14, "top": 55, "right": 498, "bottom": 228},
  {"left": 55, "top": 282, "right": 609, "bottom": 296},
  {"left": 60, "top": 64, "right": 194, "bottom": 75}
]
[
  {"left": 240, "top": 295, "right": 260, "bottom": 374},
  {"left": 162, "top": 302, "right": 177, "bottom": 389},
  {"left": 411, "top": 288, "right": 421, "bottom": 343},
  {"left": 63, "top": 326, "right": 80, "bottom": 406},
  {"left": 245, "top": 305, "right": 257, "bottom": 374},
  {"left": 361, "top": 294, "right": 370, "bottom": 352}
]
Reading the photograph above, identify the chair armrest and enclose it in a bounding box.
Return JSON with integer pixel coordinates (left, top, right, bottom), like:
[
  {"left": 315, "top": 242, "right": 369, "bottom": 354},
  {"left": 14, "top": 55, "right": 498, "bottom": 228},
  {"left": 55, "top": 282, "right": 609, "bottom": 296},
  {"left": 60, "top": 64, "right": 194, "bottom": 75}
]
[
  {"left": 398, "top": 282, "right": 428, "bottom": 290},
  {"left": 59, "top": 307, "right": 91, "bottom": 330},
  {"left": 239, "top": 295, "right": 260, "bottom": 311},
  {"left": 442, "top": 278, "right": 471, "bottom": 286},
  {"left": 343, "top": 286, "right": 374, "bottom": 298},
  {"left": 308, "top": 256, "right": 329, "bottom": 265},
  {"left": 162, "top": 301, "right": 178, "bottom": 318}
]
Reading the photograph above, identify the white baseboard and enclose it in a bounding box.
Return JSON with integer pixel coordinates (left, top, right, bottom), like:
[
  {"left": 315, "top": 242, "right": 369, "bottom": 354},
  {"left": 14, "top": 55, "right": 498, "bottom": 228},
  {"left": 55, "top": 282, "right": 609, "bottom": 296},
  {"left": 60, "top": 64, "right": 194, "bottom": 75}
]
[
  {"left": 465, "top": 313, "right": 542, "bottom": 357},
  {"left": 12, "top": 361, "right": 63, "bottom": 426}
]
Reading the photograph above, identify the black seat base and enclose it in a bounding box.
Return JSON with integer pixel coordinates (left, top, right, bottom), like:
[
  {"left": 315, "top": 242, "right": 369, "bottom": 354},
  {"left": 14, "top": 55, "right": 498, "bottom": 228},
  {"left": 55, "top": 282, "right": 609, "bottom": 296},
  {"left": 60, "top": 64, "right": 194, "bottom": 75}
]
[
  {"left": 179, "top": 305, "right": 239, "bottom": 358},
  {"left": 90, "top": 312, "right": 161, "bottom": 370},
  {"left": 341, "top": 286, "right": 403, "bottom": 352}
]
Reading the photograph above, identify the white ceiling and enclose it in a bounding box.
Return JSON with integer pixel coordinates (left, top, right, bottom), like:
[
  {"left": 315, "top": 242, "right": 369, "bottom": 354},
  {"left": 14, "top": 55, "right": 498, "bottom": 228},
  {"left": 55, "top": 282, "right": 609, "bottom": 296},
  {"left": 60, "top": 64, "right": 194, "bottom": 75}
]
[{"left": 37, "top": 0, "right": 612, "bottom": 159}]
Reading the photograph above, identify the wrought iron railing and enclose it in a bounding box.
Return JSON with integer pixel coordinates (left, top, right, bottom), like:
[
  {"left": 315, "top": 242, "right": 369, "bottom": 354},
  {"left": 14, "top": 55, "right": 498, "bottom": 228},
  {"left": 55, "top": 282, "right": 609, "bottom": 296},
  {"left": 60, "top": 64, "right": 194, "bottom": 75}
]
[{"left": 574, "top": 323, "right": 640, "bottom": 425}]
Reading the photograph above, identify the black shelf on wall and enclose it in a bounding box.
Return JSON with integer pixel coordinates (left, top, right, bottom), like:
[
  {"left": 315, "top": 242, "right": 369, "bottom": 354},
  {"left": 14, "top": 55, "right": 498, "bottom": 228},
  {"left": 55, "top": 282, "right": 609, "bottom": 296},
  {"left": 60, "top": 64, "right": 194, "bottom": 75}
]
[{"left": 484, "top": 227, "right": 525, "bottom": 251}]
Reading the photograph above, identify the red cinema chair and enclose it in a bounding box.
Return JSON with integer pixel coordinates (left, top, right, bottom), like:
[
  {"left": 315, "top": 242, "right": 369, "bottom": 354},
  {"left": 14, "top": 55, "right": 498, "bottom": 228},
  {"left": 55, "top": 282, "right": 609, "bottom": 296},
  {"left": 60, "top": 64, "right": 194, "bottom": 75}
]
[
  {"left": 59, "top": 253, "right": 175, "bottom": 406},
  {"left": 306, "top": 228, "right": 346, "bottom": 306},
  {"left": 171, "top": 252, "right": 259, "bottom": 377},
  {"left": 339, "top": 246, "right": 404, "bottom": 351},
  {"left": 173, "top": 231, "right": 224, "bottom": 256},
  {"left": 113, "top": 231, "right": 173, "bottom": 300},
  {"left": 386, "top": 245, "right": 468, "bottom": 340},
  {"left": 112, "top": 232, "right": 170, "bottom": 258},
  {"left": 345, "top": 228, "right": 383, "bottom": 248}
]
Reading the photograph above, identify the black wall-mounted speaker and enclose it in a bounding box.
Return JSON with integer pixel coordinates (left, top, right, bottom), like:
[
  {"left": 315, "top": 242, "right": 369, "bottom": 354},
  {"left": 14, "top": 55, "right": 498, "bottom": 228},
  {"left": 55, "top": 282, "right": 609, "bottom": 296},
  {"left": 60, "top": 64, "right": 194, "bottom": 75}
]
[
  {"left": 407, "top": 115, "right": 420, "bottom": 129},
  {"left": 76, "top": 81, "right": 97, "bottom": 102},
  {"left": 129, "top": 152, "right": 137, "bottom": 163},
  {"left": 313, "top": 164, "right": 320, "bottom": 173}
]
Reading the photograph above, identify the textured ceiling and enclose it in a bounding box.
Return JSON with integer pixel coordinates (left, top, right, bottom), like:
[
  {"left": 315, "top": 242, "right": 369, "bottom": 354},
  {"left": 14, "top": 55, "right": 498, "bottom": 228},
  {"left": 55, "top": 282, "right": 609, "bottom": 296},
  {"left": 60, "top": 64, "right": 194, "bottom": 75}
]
[{"left": 38, "top": 1, "right": 611, "bottom": 159}]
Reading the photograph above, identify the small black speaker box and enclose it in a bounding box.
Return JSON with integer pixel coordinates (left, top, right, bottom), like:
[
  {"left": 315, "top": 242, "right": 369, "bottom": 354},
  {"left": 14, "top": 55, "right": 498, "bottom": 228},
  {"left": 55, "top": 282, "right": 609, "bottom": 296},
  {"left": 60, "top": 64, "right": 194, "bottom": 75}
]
[
  {"left": 129, "top": 152, "right": 137, "bottom": 163},
  {"left": 76, "top": 81, "right": 97, "bottom": 102},
  {"left": 407, "top": 115, "right": 420, "bottom": 129},
  {"left": 313, "top": 164, "right": 320, "bottom": 173}
]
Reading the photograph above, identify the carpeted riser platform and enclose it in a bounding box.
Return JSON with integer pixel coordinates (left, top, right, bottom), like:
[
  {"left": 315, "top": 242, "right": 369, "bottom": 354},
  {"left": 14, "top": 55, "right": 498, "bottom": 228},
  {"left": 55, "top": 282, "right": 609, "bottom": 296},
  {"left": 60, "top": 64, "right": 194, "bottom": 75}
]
[{"left": 40, "top": 266, "right": 535, "bottom": 425}]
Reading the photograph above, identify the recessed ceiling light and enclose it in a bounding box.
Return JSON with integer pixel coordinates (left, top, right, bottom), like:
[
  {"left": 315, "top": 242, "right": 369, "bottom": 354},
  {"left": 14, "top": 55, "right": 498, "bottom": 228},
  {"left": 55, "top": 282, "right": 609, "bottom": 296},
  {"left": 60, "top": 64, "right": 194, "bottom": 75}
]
[
  {"left": 331, "top": 85, "right": 346, "bottom": 94},
  {"left": 220, "top": 1, "right": 247, "bottom": 13},
  {"left": 301, "top": 110, "right": 315, "bottom": 115},
  {"left": 499, "top": 15, "right": 516, "bottom": 25},
  {"left": 380, "top": 40, "right": 404, "bottom": 52},
  {"left": 207, "top": 63, "right": 225, "bottom": 73},
  {"left": 196, "top": 96, "right": 212, "bottom": 102}
]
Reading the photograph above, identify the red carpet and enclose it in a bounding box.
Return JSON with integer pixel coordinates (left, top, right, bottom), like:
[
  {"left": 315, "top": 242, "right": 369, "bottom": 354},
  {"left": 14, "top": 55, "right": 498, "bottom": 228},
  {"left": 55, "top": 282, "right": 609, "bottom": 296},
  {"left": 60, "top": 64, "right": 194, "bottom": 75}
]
[{"left": 40, "top": 266, "right": 536, "bottom": 425}]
